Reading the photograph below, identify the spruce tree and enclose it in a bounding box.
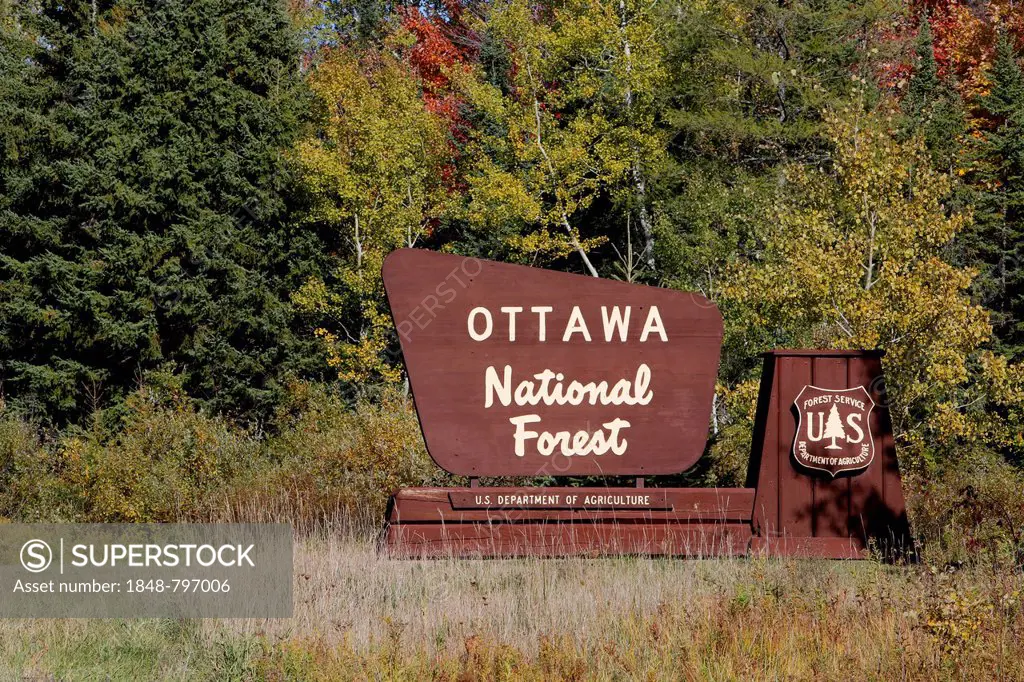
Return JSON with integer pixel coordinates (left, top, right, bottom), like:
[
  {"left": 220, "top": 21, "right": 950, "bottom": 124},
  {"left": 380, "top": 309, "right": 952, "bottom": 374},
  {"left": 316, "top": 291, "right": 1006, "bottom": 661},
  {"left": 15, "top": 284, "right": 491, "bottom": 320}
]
[
  {"left": 0, "top": 0, "right": 329, "bottom": 423},
  {"left": 901, "top": 16, "right": 967, "bottom": 173},
  {"left": 968, "top": 32, "right": 1024, "bottom": 357},
  {"left": 659, "top": 0, "right": 902, "bottom": 171},
  {"left": 904, "top": 18, "right": 941, "bottom": 117}
]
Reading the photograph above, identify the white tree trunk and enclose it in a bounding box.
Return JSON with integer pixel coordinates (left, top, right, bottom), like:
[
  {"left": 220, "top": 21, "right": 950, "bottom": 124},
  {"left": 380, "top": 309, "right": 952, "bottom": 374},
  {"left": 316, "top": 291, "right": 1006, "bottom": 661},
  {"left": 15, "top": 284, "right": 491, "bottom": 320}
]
[{"left": 619, "top": 0, "right": 655, "bottom": 271}]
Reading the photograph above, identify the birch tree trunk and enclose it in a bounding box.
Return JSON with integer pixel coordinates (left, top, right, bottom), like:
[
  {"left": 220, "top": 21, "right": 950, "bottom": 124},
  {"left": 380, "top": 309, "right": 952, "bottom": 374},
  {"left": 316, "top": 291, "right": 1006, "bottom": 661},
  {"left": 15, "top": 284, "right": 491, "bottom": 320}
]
[{"left": 620, "top": 0, "right": 656, "bottom": 272}]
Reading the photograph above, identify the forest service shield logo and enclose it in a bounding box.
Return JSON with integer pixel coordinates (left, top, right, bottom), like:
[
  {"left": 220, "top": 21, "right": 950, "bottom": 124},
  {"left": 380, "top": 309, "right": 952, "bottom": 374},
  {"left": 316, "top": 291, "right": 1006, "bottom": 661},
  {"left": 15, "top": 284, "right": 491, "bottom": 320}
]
[{"left": 792, "top": 385, "right": 875, "bottom": 478}]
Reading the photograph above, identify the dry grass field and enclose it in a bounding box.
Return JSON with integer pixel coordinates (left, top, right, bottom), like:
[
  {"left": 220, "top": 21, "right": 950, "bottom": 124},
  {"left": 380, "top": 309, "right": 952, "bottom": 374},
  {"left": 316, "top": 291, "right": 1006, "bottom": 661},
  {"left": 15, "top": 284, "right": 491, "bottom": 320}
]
[{"left": 3, "top": 529, "right": 1024, "bottom": 681}]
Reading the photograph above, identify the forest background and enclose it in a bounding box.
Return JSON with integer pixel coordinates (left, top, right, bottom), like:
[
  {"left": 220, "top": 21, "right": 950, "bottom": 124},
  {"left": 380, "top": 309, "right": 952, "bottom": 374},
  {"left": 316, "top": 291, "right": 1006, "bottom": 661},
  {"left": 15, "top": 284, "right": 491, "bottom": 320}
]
[{"left": 3, "top": 0, "right": 1024, "bottom": 566}]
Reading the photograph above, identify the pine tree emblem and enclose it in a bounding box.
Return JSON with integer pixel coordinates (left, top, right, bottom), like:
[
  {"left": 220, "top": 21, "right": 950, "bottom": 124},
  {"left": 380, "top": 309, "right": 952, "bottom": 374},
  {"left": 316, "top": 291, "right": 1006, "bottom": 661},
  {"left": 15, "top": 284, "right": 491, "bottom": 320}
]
[{"left": 823, "top": 404, "right": 846, "bottom": 449}]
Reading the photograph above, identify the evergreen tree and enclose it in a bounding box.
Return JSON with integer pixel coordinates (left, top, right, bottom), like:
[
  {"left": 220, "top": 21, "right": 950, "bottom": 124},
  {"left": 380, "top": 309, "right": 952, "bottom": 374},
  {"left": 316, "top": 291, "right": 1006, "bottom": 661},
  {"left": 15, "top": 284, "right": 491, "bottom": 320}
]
[
  {"left": 659, "top": 0, "right": 901, "bottom": 172},
  {"left": 904, "top": 18, "right": 941, "bottom": 117},
  {"left": 0, "top": 0, "right": 329, "bottom": 423},
  {"left": 901, "top": 16, "right": 967, "bottom": 173},
  {"left": 653, "top": 0, "right": 904, "bottom": 379},
  {"left": 823, "top": 404, "right": 846, "bottom": 450},
  {"left": 967, "top": 32, "right": 1024, "bottom": 357}
]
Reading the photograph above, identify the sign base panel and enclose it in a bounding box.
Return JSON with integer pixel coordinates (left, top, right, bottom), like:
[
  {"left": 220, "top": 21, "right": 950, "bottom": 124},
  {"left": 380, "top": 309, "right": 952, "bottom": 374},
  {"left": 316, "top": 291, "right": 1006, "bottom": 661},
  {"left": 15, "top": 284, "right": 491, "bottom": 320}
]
[
  {"left": 381, "top": 487, "right": 869, "bottom": 559},
  {"left": 384, "top": 520, "right": 754, "bottom": 559}
]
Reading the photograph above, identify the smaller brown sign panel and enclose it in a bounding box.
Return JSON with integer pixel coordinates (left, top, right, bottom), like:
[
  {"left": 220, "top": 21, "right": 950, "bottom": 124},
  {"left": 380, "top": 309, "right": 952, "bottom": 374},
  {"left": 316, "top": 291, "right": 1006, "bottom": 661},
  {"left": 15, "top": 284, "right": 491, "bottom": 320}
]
[{"left": 792, "top": 385, "right": 875, "bottom": 477}]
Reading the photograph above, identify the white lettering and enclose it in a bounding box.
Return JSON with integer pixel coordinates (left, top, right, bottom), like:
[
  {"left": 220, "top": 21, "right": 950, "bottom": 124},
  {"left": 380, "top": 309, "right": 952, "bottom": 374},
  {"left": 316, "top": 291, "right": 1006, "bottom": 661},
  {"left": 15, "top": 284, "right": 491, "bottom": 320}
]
[
  {"left": 601, "top": 306, "right": 631, "bottom": 342},
  {"left": 500, "top": 306, "right": 523, "bottom": 342},
  {"left": 639, "top": 306, "right": 668, "bottom": 342},
  {"left": 468, "top": 307, "right": 493, "bottom": 341},
  {"left": 562, "top": 306, "right": 592, "bottom": 342},
  {"left": 510, "top": 414, "right": 542, "bottom": 457},
  {"left": 509, "top": 415, "right": 631, "bottom": 457},
  {"left": 845, "top": 413, "right": 865, "bottom": 444},
  {"left": 484, "top": 365, "right": 513, "bottom": 408},
  {"left": 483, "top": 365, "right": 653, "bottom": 408},
  {"left": 531, "top": 306, "right": 553, "bottom": 341}
]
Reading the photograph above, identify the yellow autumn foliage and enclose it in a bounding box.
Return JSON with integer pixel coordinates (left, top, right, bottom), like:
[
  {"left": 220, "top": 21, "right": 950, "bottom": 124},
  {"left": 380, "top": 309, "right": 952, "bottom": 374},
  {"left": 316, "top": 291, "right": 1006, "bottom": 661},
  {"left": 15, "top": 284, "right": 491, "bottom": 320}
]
[
  {"left": 722, "top": 103, "right": 1024, "bottom": 470},
  {"left": 292, "top": 49, "right": 455, "bottom": 383}
]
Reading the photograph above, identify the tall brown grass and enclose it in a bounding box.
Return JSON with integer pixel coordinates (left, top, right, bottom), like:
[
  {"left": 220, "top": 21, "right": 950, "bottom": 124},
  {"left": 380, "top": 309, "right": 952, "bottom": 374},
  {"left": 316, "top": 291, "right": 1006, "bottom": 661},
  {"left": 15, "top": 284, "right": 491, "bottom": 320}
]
[
  {"left": 240, "top": 531, "right": 1024, "bottom": 680},
  {"left": 5, "top": 531, "right": 1024, "bottom": 680}
]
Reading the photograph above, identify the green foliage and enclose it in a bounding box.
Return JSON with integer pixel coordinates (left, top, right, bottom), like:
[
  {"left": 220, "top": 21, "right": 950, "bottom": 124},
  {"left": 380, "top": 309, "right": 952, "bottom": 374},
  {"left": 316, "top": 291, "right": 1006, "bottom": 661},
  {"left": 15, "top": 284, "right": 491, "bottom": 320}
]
[
  {"left": 907, "top": 450, "right": 1024, "bottom": 569},
  {"left": 964, "top": 32, "right": 1024, "bottom": 359},
  {"left": 248, "top": 383, "right": 451, "bottom": 528},
  {"left": 0, "top": 388, "right": 261, "bottom": 522},
  {"left": 2, "top": 0, "right": 1024, "bottom": 546},
  {"left": 659, "top": 0, "right": 901, "bottom": 168},
  {"left": 0, "top": 0, "right": 326, "bottom": 423},
  {"left": 0, "top": 414, "right": 56, "bottom": 521},
  {"left": 653, "top": 0, "right": 908, "bottom": 374},
  {"left": 905, "top": 19, "right": 942, "bottom": 119},
  {"left": 901, "top": 17, "right": 968, "bottom": 173},
  {"left": 456, "top": 0, "right": 666, "bottom": 275}
]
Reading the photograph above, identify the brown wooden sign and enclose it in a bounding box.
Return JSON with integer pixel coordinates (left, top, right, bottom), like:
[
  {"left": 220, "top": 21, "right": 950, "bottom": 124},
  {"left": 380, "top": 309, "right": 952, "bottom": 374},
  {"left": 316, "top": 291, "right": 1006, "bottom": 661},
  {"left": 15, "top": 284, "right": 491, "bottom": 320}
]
[
  {"left": 382, "top": 248, "right": 723, "bottom": 477},
  {"left": 747, "top": 350, "right": 912, "bottom": 558},
  {"left": 792, "top": 385, "right": 875, "bottom": 477},
  {"left": 380, "top": 249, "right": 913, "bottom": 560},
  {"left": 384, "top": 487, "right": 756, "bottom": 558}
]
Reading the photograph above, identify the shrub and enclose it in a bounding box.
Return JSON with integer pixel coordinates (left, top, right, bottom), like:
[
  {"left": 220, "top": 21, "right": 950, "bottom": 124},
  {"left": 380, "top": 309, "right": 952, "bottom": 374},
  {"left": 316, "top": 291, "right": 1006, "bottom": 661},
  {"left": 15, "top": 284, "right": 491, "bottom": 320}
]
[
  {"left": 72, "top": 389, "right": 259, "bottom": 522},
  {"left": 1, "top": 388, "right": 261, "bottom": 522},
  {"left": 217, "top": 383, "right": 451, "bottom": 531},
  {"left": 907, "top": 451, "right": 1024, "bottom": 569},
  {"left": 1, "top": 383, "right": 447, "bottom": 528},
  {"left": 0, "top": 414, "right": 68, "bottom": 521}
]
